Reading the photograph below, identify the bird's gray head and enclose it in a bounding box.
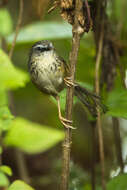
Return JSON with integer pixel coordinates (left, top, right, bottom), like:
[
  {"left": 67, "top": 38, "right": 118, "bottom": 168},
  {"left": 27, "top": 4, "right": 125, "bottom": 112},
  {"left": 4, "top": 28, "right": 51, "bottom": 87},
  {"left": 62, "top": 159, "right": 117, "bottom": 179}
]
[{"left": 31, "top": 40, "right": 54, "bottom": 55}]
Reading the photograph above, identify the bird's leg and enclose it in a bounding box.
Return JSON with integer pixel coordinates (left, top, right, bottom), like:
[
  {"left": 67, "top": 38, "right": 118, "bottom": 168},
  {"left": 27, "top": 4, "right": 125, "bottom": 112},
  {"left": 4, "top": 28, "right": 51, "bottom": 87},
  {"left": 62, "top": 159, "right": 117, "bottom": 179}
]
[
  {"left": 55, "top": 95, "right": 75, "bottom": 129},
  {"left": 64, "top": 76, "right": 77, "bottom": 88}
]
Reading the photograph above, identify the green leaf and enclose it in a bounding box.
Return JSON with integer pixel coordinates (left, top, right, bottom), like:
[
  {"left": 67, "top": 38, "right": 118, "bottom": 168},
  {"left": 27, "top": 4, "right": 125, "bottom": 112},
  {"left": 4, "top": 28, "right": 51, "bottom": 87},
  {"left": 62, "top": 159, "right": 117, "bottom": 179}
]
[
  {"left": 0, "top": 8, "right": 13, "bottom": 37},
  {"left": 7, "top": 22, "right": 72, "bottom": 44},
  {"left": 0, "top": 49, "right": 29, "bottom": 89},
  {"left": 0, "top": 171, "right": 10, "bottom": 187},
  {"left": 8, "top": 180, "right": 34, "bottom": 190},
  {"left": 106, "top": 88, "right": 127, "bottom": 119},
  {"left": 0, "top": 106, "right": 14, "bottom": 132},
  {"left": 4, "top": 117, "right": 64, "bottom": 154},
  {"left": 107, "top": 174, "right": 127, "bottom": 190},
  {"left": 0, "top": 89, "right": 8, "bottom": 106},
  {"left": 0, "top": 165, "right": 12, "bottom": 176}
]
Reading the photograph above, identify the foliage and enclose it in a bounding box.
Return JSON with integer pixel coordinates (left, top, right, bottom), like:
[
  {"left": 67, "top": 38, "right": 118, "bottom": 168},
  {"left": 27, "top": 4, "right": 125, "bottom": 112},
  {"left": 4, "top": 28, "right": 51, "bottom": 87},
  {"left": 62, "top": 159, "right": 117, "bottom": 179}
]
[
  {"left": 0, "top": 49, "right": 29, "bottom": 90},
  {"left": 8, "top": 180, "right": 35, "bottom": 190},
  {"left": 106, "top": 88, "right": 127, "bottom": 119},
  {"left": 0, "top": 171, "right": 10, "bottom": 187},
  {"left": 4, "top": 117, "right": 64, "bottom": 154},
  {"left": 0, "top": 105, "right": 14, "bottom": 131},
  {"left": 0, "top": 165, "right": 12, "bottom": 176},
  {"left": 106, "top": 174, "right": 127, "bottom": 190},
  {"left": 0, "top": 8, "right": 12, "bottom": 36},
  {"left": 7, "top": 22, "right": 72, "bottom": 44}
]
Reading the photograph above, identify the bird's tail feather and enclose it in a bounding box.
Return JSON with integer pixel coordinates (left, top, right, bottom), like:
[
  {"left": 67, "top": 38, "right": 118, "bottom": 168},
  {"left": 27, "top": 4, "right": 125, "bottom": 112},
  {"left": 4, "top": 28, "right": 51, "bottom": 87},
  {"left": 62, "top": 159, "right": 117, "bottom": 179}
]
[{"left": 74, "top": 83, "right": 107, "bottom": 117}]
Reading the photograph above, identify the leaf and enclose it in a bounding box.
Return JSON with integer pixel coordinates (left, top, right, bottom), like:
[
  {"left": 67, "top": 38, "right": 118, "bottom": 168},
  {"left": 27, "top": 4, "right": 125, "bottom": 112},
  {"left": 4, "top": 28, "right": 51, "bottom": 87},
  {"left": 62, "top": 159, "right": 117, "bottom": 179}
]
[
  {"left": 0, "top": 8, "right": 12, "bottom": 36},
  {"left": 107, "top": 174, "right": 127, "bottom": 190},
  {"left": 0, "top": 49, "right": 29, "bottom": 89},
  {"left": 7, "top": 22, "right": 72, "bottom": 44},
  {"left": 0, "top": 165, "right": 12, "bottom": 176},
  {"left": 0, "top": 106, "right": 14, "bottom": 132},
  {"left": 8, "top": 180, "right": 34, "bottom": 190},
  {"left": 0, "top": 171, "right": 10, "bottom": 187},
  {"left": 4, "top": 117, "right": 64, "bottom": 154},
  {"left": 106, "top": 88, "right": 127, "bottom": 119},
  {"left": 0, "top": 89, "right": 8, "bottom": 106}
]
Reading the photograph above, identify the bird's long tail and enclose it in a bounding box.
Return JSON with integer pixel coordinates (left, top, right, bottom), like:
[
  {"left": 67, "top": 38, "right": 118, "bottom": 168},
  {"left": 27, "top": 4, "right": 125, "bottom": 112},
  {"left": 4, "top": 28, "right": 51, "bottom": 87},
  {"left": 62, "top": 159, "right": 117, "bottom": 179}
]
[{"left": 74, "top": 83, "right": 107, "bottom": 117}]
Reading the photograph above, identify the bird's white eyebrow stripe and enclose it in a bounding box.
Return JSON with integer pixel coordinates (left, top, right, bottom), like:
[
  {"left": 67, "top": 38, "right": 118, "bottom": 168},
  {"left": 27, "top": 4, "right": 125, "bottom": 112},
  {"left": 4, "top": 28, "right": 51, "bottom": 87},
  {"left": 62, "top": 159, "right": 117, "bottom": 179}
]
[{"left": 34, "top": 44, "right": 45, "bottom": 48}]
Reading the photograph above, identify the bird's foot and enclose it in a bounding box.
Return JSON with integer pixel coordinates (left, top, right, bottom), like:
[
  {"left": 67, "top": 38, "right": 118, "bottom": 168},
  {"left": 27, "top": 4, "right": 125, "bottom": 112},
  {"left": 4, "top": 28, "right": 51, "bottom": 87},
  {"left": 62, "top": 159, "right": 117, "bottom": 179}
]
[
  {"left": 59, "top": 115, "right": 76, "bottom": 129},
  {"left": 64, "top": 77, "right": 76, "bottom": 88}
]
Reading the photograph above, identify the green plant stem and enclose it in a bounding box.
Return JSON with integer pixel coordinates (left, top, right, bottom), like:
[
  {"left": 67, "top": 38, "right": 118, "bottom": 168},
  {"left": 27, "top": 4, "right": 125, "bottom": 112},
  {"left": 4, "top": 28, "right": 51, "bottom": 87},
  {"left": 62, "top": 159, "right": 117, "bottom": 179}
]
[
  {"left": 8, "top": 0, "right": 23, "bottom": 59},
  {"left": 0, "top": 131, "right": 2, "bottom": 166},
  {"left": 112, "top": 117, "right": 124, "bottom": 172},
  {"left": 15, "top": 149, "right": 30, "bottom": 184},
  {"left": 91, "top": 123, "right": 96, "bottom": 190},
  {"left": 95, "top": 24, "right": 106, "bottom": 190}
]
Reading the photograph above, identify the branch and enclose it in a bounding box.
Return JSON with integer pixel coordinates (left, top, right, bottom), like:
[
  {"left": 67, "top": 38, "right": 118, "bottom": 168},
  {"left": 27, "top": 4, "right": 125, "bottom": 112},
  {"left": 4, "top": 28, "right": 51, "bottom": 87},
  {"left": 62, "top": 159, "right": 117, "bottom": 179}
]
[
  {"left": 15, "top": 149, "right": 30, "bottom": 184},
  {"left": 8, "top": 0, "right": 23, "bottom": 59},
  {"left": 60, "top": 0, "right": 83, "bottom": 190},
  {"left": 0, "top": 135, "right": 2, "bottom": 165},
  {"left": 91, "top": 122, "right": 96, "bottom": 190},
  {"left": 95, "top": 21, "right": 106, "bottom": 190},
  {"left": 112, "top": 118, "right": 124, "bottom": 173}
]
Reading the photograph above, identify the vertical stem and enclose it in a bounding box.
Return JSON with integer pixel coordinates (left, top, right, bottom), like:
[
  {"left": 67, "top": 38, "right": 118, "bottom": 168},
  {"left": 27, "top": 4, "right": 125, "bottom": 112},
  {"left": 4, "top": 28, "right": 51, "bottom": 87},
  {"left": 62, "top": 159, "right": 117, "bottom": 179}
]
[
  {"left": 95, "top": 27, "right": 106, "bottom": 190},
  {"left": 60, "top": 0, "right": 83, "bottom": 190},
  {"left": 91, "top": 123, "right": 96, "bottom": 190},
  {"left": 8, "top": 0, "right": 23, "bottom": 59},
  {"left": 15, "top": 149, "right": 30, "bottom": 184},
  {"left": 0, "top": 132, "right": 2, "bottom": 166},
  {"left": 112, "top": 117, "right": 124, "bottom": 172},
  {"left": 61, "top": 35, "right": 81, "bottom": 190}
]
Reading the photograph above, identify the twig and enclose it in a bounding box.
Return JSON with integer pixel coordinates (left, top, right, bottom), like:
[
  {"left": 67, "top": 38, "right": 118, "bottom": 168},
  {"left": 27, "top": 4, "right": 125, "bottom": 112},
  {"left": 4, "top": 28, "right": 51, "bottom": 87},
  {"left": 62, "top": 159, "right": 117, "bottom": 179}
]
[
  {"left": 0, "top": 135, "right": 2, "bottom": 166},
  {"left": 95, "top": 22, "right": 106, "bottom": 190},
  {"left": 8, "top": 0, "right": 23, "bottom": 59},
  {"left": 112, "top": 118, "right": 124, "bottom": 173},
  {"left": 116, "top": 0, "right": 126, "bottom": 37},
  {"left": 91, "top": 122, "right": 96, "bottom": 190},
  {"left": 15, "top": 149, "right": 30, "bottom": 184},
  {"left": 84, "top": 0, "right": 91, "bottom": 27},
  {"left": 60, "top": 0, "right": 83, "bottom": 190}
]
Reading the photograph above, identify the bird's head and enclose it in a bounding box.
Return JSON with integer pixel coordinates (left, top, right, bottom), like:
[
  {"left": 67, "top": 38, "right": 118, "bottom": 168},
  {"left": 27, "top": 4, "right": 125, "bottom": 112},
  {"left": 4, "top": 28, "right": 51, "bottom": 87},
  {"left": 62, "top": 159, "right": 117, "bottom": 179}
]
[{"left": 30, "top": 40, "right": 54, "bottom": 56}]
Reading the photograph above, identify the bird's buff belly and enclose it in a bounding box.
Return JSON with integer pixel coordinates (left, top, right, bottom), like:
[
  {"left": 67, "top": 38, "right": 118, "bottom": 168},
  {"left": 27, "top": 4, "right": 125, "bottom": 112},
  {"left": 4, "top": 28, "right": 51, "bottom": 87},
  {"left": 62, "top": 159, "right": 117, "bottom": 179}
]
[{"left": 31, "top": 65, "right": 64, "bottom": 96}]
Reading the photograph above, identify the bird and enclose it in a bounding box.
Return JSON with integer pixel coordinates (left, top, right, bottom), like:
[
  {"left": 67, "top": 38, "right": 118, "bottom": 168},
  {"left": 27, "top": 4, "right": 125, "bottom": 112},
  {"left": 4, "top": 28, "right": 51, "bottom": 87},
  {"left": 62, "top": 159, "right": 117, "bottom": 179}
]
[{"left": 28, "top": 40, "right": 106, "bottom": 129}]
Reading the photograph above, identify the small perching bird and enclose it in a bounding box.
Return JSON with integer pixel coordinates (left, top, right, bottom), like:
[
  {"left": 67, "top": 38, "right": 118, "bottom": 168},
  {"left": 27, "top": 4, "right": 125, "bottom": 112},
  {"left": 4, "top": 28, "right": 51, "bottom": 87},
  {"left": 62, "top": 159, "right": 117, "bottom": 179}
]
[{"left": 28, "top": 40, "right": 106, "bottom": 129}]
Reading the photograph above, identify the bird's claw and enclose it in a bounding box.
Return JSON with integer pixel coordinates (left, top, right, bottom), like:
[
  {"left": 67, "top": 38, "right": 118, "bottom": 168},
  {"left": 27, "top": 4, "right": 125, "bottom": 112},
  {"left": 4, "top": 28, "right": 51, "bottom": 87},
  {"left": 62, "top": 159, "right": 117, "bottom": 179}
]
[
  {"left": 59, "top": 116, "right": 76, "bottom": 129},
  {"left": 64, "top": 77, "right": 75, "bottom": 88}
]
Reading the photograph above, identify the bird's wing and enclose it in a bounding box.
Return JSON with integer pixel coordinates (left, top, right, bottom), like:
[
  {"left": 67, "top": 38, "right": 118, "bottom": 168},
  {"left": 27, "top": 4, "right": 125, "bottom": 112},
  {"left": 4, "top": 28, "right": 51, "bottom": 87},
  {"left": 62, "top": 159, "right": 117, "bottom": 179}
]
[{"left": 55, "top": 54, "right": 70, "bottom": 75}]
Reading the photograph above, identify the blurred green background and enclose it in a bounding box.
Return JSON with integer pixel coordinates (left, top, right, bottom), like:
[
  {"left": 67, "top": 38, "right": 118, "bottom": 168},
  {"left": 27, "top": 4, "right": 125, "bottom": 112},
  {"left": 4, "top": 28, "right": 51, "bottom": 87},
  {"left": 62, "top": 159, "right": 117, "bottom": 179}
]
[{"left": 0, "top": 0, "right": 127, "bottom": 190}]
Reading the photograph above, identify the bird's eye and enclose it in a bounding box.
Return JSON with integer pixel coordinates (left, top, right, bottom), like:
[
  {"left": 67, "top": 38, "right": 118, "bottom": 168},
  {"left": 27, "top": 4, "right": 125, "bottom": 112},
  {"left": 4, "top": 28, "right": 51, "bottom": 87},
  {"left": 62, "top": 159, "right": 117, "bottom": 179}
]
[
  {"left": 36, "top": 46, "right": 42, "bottom": 51},
  {"left": 35, "top": 45, "right": 50, "bottom": 52}
]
